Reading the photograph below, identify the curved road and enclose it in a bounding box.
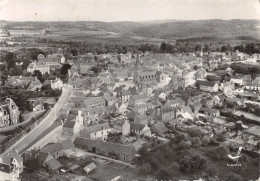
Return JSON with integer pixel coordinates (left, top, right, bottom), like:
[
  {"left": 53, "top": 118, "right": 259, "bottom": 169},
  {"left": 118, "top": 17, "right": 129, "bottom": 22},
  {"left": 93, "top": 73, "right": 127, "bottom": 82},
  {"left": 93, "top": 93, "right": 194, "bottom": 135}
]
[{"left": 0, "top": 86, "right": 72, "bottom": 157}]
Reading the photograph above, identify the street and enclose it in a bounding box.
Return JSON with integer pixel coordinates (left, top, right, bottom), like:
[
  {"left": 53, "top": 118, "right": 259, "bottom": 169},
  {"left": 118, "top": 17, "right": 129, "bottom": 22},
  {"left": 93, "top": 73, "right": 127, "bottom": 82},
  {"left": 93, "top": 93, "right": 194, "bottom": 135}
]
[{"left": 0, "top": 86, "right": 72, "bottom": 157}]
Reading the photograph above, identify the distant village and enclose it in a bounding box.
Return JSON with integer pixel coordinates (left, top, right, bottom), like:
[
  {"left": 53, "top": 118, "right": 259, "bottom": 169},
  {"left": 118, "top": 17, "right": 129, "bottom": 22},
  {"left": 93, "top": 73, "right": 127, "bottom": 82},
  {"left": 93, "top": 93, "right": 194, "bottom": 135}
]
[{"left": 1, "top": 40, "right": 260, "bottom": 180}]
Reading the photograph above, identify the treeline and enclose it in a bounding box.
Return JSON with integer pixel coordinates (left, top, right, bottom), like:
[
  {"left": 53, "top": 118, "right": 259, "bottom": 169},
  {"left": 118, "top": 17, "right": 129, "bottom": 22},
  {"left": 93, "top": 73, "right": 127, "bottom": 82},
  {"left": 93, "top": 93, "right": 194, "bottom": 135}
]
[{"left": 160, "top": 42, "right": 260, "bottom": 55}]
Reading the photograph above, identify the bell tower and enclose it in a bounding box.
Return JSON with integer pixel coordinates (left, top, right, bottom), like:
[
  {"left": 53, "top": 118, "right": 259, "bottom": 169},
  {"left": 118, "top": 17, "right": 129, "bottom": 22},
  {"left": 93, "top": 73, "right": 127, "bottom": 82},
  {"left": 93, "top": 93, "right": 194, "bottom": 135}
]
[{"left": 133, "top": 53, "right": 140, "bottom": 85}]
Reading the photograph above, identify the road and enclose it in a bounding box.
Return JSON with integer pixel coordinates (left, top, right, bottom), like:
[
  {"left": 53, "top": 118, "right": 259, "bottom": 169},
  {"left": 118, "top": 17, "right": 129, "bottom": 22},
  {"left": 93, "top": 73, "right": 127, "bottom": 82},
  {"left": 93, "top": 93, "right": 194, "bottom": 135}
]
[{"left": 0, "top": 86, "right": 72, "bottom": 157}]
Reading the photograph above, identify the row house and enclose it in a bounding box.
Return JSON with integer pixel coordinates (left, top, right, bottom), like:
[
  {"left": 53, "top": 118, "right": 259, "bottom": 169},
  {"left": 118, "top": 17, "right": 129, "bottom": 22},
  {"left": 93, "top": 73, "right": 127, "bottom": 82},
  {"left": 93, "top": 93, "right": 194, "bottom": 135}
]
[
  {"left": 132, "top": 103, "right": 155, "bottom": 115},
  {"left": 165, "top": 97, "right": 185, "bottom": 107},
  {"left": 161, "top": 106, "right": 176, "bottom": 123},
  {"left": 27, "top": 62, "right": 50, "bottom": 74},
  {"left": 84, "top": 97, "right": 106, "bottom": 109},
  {"left": 130, "top": 122, "right": 151, "bottom": 137},
  {"left": 129, "top": 94, "right": 148, "bottom": 106},
  {"left": 74, "top": 137, "right": 137, "bottom": 163},
  {"left": 196, "top": 80, "right": 219, "bottom": 92},
  {"left": 245, "top": 83, "right": 260, "bottom": 91},
  {"left": 80, "top": 123, "right": 111, "bottom": 141}
]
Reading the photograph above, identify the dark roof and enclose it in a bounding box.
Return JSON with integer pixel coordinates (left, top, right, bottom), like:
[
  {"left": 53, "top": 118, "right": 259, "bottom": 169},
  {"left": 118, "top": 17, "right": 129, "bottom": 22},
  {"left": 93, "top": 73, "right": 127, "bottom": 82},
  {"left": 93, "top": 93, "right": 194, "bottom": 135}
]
[
  {"left": 196, "top": 80, "right": 217, "bottom": 87},
  {"left": 130, "top": 122, "right": 146, "bottom": 131},
  {"left": 46, "top": 158, "right": 62, "bottom": 170},
  {"left": 151, "top": 122, "right": 168, "bottom": 134},
  {"left": 2, "top": 152, "right": 22, "bottom": 165},
  {"left": 63, "top": 119, "right": 76, "bottom": 128},
  {"left": 41, "top": 143, "right": 63, "bottom": 154},
  {"left": 60, "top": 139, "right": 74, "bottom": 150},
  {"left": 74, "top": 137, "right": 136, "bottom": 156},
  {"left": 0, "top": 163, "right": 11, "bottom": 173}
]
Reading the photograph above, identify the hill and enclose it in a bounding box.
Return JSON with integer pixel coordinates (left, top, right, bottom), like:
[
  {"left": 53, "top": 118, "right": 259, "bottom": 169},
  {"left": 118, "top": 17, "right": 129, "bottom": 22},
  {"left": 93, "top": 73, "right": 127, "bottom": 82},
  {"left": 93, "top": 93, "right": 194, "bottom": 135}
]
[{"left": 2, "top": 19, "right": 260, "bottom": 43}]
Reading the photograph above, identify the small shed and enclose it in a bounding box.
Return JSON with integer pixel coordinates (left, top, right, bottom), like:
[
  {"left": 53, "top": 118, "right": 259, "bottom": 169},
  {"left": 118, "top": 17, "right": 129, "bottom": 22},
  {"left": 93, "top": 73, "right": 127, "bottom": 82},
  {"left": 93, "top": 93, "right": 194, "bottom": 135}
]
[{"left": 83, "top": 162, "right": 97, "bottom": 175}]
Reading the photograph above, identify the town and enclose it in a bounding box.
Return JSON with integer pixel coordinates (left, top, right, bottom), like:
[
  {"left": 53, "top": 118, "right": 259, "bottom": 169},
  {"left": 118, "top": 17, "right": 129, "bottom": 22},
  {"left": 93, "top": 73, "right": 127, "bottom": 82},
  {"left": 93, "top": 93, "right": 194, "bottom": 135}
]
[{"left": 0, "top": 6, "right": 260, "bottom": 181}]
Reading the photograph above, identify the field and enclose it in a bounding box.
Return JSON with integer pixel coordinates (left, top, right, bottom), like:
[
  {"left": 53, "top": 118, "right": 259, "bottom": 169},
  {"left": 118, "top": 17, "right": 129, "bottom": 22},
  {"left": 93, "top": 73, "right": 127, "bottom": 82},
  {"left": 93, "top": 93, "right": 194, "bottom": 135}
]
[{"left": 39, "top": 30, "right": 145, "bottom": 43}]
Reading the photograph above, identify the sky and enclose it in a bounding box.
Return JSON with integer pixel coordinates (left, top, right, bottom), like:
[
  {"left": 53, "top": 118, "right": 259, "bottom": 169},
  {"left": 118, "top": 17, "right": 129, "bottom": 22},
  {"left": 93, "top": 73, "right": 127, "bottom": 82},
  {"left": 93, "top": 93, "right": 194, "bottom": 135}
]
[{"left": 0, "top": 0, "right": 260, "bottom": 22}]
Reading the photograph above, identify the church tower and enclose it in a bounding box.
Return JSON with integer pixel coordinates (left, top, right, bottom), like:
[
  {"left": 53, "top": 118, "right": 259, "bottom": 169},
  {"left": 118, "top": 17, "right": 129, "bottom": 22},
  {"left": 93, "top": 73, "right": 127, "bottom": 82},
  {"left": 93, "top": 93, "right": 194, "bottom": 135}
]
[{"left": 133, "top": 53, "right": 140, "bottom": 85}]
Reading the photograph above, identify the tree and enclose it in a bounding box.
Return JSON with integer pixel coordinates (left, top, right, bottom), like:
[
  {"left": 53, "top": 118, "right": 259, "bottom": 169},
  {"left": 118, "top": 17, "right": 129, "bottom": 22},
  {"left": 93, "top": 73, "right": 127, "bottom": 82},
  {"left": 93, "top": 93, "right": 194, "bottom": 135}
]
[
  {"left": 160, "top": 42, "right": 167, "bottom": 52},
  {"left": 139, "top": 163, "right": 152, "bottom": 175},
  {"left": 213, "top": 145, "right": 229, "bottom": 159},
  {"left": 215, "top": 133, "right": 226, "bottom": 142},
  {"left": 191, "top": 137, "right": 201, "bottom": 147},
  {"left": 226, "top": 172, "right": 243, "bottom": 181},
  {"left": 201, "top": 136, "right": 211, "bottom": 146},
  {"left": 205, "top": 166, "right": 218, "bottom": 177},
  {"left": 33, "top": 70, "right": 44, "bottom": 83},
  {"left": 156, "top": 169, "right": 172, "bottom": 180},
  {"left": 60, "top": 63, "right": 71, "bottom": 76},
  {"left": 138, "top": 144, "right": 149, "bottom": 156},
  {"left": 174, "top": 134, "right": 187, "bottom": 143},
  {"left": 189, "top": 128, "right": 204, "bottom": 139}
]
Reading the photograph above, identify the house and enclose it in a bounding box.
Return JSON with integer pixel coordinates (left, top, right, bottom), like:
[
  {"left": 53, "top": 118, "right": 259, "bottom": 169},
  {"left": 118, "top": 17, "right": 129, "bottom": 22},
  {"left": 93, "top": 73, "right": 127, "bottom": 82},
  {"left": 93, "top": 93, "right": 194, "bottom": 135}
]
[
  {"left": 113, "top": 119, "right": 130, "bottom": 136},
  {"left": 245, "top": 83, "right": 260, "bottom": 91},
  {"left": 41, "top": 139, "right": 74, "bottom": 158},
  {"left": 196, "top": 80, "right": 219, "bottom": 92},
  {"left": 120, "top": 89, "right": 131, "bottom": 102},
  {"left": 28, "top": 97, "right": 56, "bottom": 111},
  {"left": 129, "top": 94, "right": 148, "bottom": 106},
  {"left": 219, "top": 81, "right": 235, "bottom": 97},
  {"left": 62, "top": 118, "right": 83, "bottom": 137},
  {"left": 0, "top": 98, "right": 20, "bottom": 127},
  {"left": 0, "top": 151, "right": 23, "bottom": 181},
  {"left": 27, "top": 79, "right": 42, "bottom": 91},
  {"left": 134, "top": 114, "right": 148, "bottom": 125},
  {"left": 51, "top": 78, "right": 63, "bottom": 90},
  {"left": 189, "top": 100, "right": 202, "bottom": 113},
  {"left": 132, "top": 103, "right": 155, "bottom": 115},
  {"left": 206, "top": 75, "right": 222, "bottom": 82},
  {"left": 74, "top": 137, "right": 137, "bottom": 162},
  {"left": 161, "top": 106, "right": 175, "bottom": 122},
  {"left": 178, "top": 112, "right": 193, "bottom": 120},
  {"left": 200, "top": 96, "right": 217, "bottom": 108},
  {"left": 199, "top": 108, "right": 220, "bottom": 117},
  {"left": 153, "top": 89, "right": 166, "bottom": 100},
  {"left": 130, "top": 122, "right": 151, "bottom": 137},
  {"left": 84, "top": 162, "right": 97, "bottom": 175},
  {"left": 84, "top": 97, "right": 106, "bottom": 109},
  {"left": 59, "top": 105, "right": 71, "bottom": 119},
  {"left": 150, "top": 122, "right": 168, "bottom": 136},
  {"left": 45, "top": 158, "right": 62, "bottom": 171},
  {"left": 27, "top": 62, "right": 50, "bottom": 74},
  {"left": 230, "top": 74, "right": 245, "bottom": 86},
  {"left": 114, "top": 101, "right": 128, "bottom": 115},
  {"left": 165, "top": 97, "right": 185, "bottom": 107},
  {"left": 80, "top": 122, "right": 111, "bottom": 141},
  {"left": 195, "top": 68, "right": 206, "bottom": 80}
]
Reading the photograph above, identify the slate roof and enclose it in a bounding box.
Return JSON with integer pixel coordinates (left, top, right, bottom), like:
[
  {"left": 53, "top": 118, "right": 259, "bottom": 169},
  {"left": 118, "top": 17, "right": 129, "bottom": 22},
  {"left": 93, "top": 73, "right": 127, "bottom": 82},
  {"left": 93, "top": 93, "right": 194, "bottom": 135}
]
[
  {"left": 151, "top": 122, "right": 168, "bottom": 134},
  {"left": 41, "top": 143, "right": 63, "bottom": 154},
  {"left": 74, "top": 137, "right": 136, "bottom": 156},
  {"left": 2, "top": 152, "right": 22, "bottom": 165},
  {"left": 81, "top": 123, "right": 110, "bottom": 137},
  {"left": 196, "top": 80, "right": 217, "bottom": 87},
  {"left": 83, "top": 162, "right": 97, "bottom": 173},
  {"left": 46, "top": 158, "right": 62, "bottom": 170},
  {"left": 0, "top": 163, "right": 11, "bottom": 173},
  {"left": 63, "top": 119, "right": 76, "bottom": 128},
  {"left": 60, "top": 139, "right": 74, "bottom": 150},
  {"left": 130, "top": 122, "right": 146, "bottom": 131}
]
